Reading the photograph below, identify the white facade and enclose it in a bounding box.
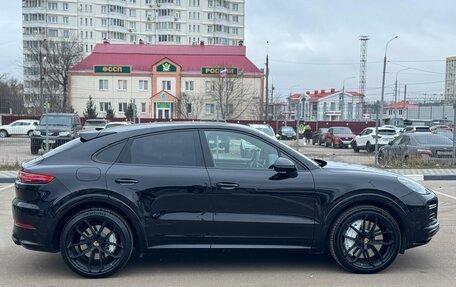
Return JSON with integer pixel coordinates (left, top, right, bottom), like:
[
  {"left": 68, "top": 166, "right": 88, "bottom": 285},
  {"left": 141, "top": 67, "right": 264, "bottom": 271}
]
[
  {"left": 445, "top": 56, "right": 456, "bottom": 103},
  {"left": 22, "top": 0, "right": 245, "bottom": 103}
]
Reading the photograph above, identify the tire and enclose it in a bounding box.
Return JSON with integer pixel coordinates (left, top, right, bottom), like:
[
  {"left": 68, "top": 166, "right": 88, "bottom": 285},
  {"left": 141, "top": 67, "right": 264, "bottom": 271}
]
[
  {"left": 352, "top": 142, "right": 359, "bottom": 153},
  {"left": 60, "top": 208, "right": 133, "bottom": 278},
  {"left": 332, "top": 141, "right": 337, "bottom": 149},
  {"left": 329, "top": 205, "right": 401, "bottom": 274},
  {"left": 27, "top": 130, "right": 34, "bottom": 137},
  {"left": 366, "top": 142, "right": 373, "bottom": 153},
  {"left": 0, "top": 130, "right": 8, "bottom": 138}
]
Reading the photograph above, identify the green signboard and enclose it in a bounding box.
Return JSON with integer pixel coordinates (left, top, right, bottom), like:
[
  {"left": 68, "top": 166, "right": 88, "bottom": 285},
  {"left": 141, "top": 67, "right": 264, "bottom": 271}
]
[
  {"left": 156, "top": 102, "right": 171, "bottom": 109},
  {"left": 156, "top": 61, "right": 177, "bottom": 72},
  {"left": 201, "top": 67, "right": 238, "bottom": 75},
  {"left": 94, "top": 65, "right": 131, "bottom": 74}
]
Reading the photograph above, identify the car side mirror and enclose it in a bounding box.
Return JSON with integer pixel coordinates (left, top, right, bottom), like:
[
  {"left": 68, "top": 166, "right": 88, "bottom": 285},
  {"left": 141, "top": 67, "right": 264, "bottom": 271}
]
[
  {"left": 273, "top": 157, "right": 297, "bottom": 173},
  {"left": 275, "top": 134, "right": 280, "bottom": 139},
  {"left": 388, "top": 141, "right": 393, "bottom": 145}
]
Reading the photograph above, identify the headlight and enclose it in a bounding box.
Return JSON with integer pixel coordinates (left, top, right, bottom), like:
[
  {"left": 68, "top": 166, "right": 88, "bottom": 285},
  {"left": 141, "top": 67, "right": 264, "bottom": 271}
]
[
  {"left": 397, "top": 177, "right": 429, "bottom": 195},
  {"left": 33, "top": 130, "right": 41, "bottom": 136},
  {"left": 59, "top": 131, "right": 70, "bottom": 136}
]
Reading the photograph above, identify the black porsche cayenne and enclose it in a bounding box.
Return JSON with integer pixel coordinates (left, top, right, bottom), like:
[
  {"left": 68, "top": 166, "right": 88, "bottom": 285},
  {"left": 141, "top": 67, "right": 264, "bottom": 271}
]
[{"left": 12, "top": 123, "right": 439, "bottom": 278}]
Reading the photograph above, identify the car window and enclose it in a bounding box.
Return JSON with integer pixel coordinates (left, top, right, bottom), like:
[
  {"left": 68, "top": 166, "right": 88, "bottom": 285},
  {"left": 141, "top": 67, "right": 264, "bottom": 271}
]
[
  {"left": 415, "top": 134, "right": 453, "bottom": 145},
  {"left": 378, "top": 129, "right": 396, "bottom": 135},
  {"left": 95, "top": 141, "right": 127, "bottom": 163},
  {"left": 392, "top": 136, "right": 403, "bottom": 145},
  {"left": 399, "top": 136, "right": 409, "bottom": 145},
  {"left": 203, "top": 130, "right": 279, "bottom": 170},
  {"left": 365, "top": 129, "right": 372, "bottom": 135},
  {"left": 10, "top": 121, "right": 20, "bottom": 126},
  {"left": 120, "top": 131, "right": 201, "bottom": 167}
]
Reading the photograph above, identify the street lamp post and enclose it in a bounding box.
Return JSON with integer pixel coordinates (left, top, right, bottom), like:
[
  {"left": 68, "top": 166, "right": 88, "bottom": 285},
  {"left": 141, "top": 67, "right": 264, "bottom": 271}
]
[
  {"left": 342, "top": 76, "right": 355, "bottom": 120},
  {"left": 380, "top": 36, "right": 398, "bottom": 125}
]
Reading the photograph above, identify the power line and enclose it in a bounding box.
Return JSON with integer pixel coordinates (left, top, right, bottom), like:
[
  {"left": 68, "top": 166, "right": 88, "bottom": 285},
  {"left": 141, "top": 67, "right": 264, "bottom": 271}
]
[{"left": 389, "top": 62, "right": 445, "bottom": 75}]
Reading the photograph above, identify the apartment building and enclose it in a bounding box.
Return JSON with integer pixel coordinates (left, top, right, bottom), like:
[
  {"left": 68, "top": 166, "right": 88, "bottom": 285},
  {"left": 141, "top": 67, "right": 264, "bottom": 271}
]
[
  {"left": 22, "top": 0, "right": 245, "bottom": 107},
  {"left": 445, "top": 56, "right": 456, "bottom": 103}
]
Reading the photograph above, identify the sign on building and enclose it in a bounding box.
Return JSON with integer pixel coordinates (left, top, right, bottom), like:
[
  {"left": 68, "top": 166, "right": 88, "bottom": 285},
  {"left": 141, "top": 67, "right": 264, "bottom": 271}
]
[
  {"left": 202, "top": 67, "right": 238, "bottom": 75},
  {"left": 156, "top": 61, "right": 177, "bottom": 72},
  {"left": 93, "top": 66, "right": 131, "bottom": 74}
]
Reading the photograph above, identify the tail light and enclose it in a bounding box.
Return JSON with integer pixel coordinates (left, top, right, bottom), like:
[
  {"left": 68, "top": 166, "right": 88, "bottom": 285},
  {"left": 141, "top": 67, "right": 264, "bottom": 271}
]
[
  {"left": 417, "top": 149, "right": 433, "bottom": 155},
  {"left": 18, "top": 171, "right": 54, "bottom": 184}
]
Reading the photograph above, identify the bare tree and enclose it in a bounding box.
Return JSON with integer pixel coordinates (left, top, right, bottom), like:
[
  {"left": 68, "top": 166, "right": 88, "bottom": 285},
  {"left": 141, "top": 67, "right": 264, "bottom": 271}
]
[
  {"left": 0, "top": 74, "right": 26, "bottom": 115},
  {"left": 204, "top": 73, "right": 258, "bottom": 120},
  {"left": 177, "top": 92, "right": 205, "bottom": 119},
  {"left": 24, "top": 34, "right": 83, "bottom": 112}
]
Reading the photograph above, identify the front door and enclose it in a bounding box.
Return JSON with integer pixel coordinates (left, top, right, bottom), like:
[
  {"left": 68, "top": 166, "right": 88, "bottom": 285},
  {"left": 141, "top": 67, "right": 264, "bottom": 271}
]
[
  {"left": 200, "top": 129, "right": 316, "bottom": 247},
  {"left": 155, "top": 102, "right": 172, "bottom": 119},
  {"left": 106, "top": 130, "right": 212, "bottom": 247}
]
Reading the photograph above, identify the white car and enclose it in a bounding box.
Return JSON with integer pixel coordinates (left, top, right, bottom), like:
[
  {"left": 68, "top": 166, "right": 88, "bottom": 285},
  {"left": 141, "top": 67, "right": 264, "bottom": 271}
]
[
  {"left": 0, "top": 119, "right": 39, "bottom": 138},
  {"left": 352, "top": 127, "right": 397, "bottom": 153}
]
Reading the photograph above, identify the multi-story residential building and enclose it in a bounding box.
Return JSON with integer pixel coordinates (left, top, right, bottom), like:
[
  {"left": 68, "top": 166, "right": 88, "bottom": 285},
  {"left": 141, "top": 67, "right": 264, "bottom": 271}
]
[
  {"left": 444, "top": 56, "right": 456, "bottom": 103},
  {"left": 22, "top": 0, "right": 245, "bottom": 108},
  {"left": 69, "top": 42, "right": 263, "bottom": 120}
]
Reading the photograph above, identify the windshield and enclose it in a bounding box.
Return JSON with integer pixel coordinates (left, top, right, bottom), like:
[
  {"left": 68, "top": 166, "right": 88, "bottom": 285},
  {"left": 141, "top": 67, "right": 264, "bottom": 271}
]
[
  {"left": 39, "top": 115, "right": 72, "bottom": 127},
  {"left": 378, "top": 129, "right": 396, "bottom": 136},
  {"left": 319, "top": 128, "right": 329, "bottom": 133},
  {"left": 282, "top": 127, "right": 294, "bottom": 132},
  {"left": 254, "top": 126, "right": 275, "bottom": 137},
  {"left": 415, "top": 127, "right": 430, "bottom": 132},
  {"left": 84, "top": 120, "right": 106, "bottom": 127},
  {"left": 333, "top": 127, "right": 353, "bottom": 134},
  {"left": 415, "top": 134, "right": 453, "bottom": 145}
]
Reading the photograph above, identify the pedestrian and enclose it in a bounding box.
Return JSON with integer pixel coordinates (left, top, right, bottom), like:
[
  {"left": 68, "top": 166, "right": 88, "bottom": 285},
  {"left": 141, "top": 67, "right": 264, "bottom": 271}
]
[{"left": 304, "top": 124, "right": 312, "bottom": 145}]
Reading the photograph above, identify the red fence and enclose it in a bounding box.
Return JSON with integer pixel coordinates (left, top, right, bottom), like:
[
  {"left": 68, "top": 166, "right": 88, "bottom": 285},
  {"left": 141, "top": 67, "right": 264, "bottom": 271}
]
[{"left": 0, "top": 114, "right": 375, "bottom": 135}]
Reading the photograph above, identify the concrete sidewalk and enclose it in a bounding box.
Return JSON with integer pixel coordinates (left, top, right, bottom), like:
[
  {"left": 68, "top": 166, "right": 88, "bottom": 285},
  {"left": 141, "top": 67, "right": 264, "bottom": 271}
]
[{"left": 1, "top": 168, "right": 456, "bottom": 183}]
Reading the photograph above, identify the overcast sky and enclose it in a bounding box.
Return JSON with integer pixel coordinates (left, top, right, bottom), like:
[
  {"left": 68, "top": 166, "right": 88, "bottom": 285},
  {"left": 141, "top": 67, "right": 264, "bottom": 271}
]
[{"left": 1, "top": 0, "right": 454, "bottom": 104}]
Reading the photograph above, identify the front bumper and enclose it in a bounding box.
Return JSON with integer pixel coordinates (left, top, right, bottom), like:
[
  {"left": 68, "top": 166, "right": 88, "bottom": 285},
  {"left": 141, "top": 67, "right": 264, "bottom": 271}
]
[{"left": 31, "top": 136, "right": 72, "bottom": 149}]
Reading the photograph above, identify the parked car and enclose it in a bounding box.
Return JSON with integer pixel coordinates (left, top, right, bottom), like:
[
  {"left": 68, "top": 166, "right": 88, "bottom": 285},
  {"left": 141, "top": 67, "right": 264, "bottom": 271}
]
[
  {"left": 83, "top": 119, "right": 109, "bottom": 131},
  {"left": 312, "top": 128, "right": 329, "bottom": 145},
  {"left": 248, "top": 124, "right": 277, "bottom": 138},
  {"left": 381, "top": 125, "right": 403, "bottom": 134},
  {"left": 352, "top": 127, "right": 397, "bottom": 153},
  {"left": 279, "top": 126, "right": 297, "bottom": 140},
  {"left": 432, "top": 129, "right": 454, "bottom": 141},
  {"left": 430, "top": 125, "right": 452, "bottom": 132},
  {"left": 0, "top": 119, "right": 38, "bottom": 138},
  {"left": 378, "top": 133, "right": 455, "bottom": 164},
  {"left": 30, "top": 113, "right": 82, "bottom": 155},
  {"left": 13, "top": 123, "right": 439, "bottom": 277},
  {"left": 325, "top": 127, "right": 355, "bottom": 148},
  {"left": 403, "top": 126, "right": 430, "bottom": 133}
]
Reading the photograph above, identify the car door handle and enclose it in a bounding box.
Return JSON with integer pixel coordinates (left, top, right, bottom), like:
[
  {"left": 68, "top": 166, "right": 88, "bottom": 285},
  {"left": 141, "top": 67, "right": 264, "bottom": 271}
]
[
  {"left": 216, "top": 182, "right": 239, "bottom": 189},
  {"left": 115, "top": 178, "right": 139, "bottom": 185}
]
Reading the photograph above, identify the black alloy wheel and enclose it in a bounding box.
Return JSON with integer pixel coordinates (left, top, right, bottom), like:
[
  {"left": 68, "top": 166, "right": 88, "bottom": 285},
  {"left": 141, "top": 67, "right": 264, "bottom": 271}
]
[
  {"left": 329, "top": 205, "right": 401, "bottom": 273},
  {"left": 352, "top": 141, "right": 359, "bottom": 153},
  {"left": 60, "top": 208, "right": 133, "bottom": 278}
]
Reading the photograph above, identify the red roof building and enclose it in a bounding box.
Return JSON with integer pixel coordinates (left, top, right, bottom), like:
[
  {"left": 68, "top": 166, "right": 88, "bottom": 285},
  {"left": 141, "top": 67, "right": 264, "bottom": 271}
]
[{"left": 69, "top": 43, "right": 264, "bottom": 120}]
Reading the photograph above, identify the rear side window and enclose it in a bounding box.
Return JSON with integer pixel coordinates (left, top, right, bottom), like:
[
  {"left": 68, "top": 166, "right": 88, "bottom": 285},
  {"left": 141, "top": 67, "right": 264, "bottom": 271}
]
[
  {"left": 120, "top": 131, "right": 201, "bottom": 167},
  {"left": 95, "top": 141, "right": 126, "bottom": 163}
]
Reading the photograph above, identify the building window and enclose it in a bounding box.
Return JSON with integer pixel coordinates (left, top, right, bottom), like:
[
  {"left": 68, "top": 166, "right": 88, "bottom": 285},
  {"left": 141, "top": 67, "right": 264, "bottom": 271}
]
[
  {"left": 139, "top": 80, "right": 148, "bottom": 91},
  {"left": 141, "top": 102, "right": 147, "bottom": 113},
  {"left": 48, "top": 29, "right": 58, "bottom": 37},
  {"left": 48, "top": 16, "right": 58, "bottom": 23},
  {"left": 48, "top": 2, "right": 58, "bottom": 10},
  {"left": 63, "top": 16, "right": 69, "bottom": 24},
  {"left": 232, "top": 15, "right": 239, "bottom": 22},
  {"left": 205, "top": 103, "right": 215, "bottom": 114},
  {"left": 117, "top": 80, "right": 127, "bottom": 91},
  {"left": 185, "top": 81, "right": 194, "bottom": 91},
  {"left": 187, "top": 103, "right": 192, "bottom": 114},
  {"left": 101, "top": 5, "right": 107, "bottom": 14},
  {"left": 63, "top": 3, "right": 69, "bottom": 10},
  {"left": 99, "top": 80, "right": 109, "bottom": 90},
  {"left": 99, "top": 102, "right": 111, "bottom": 112},
  {"left": 118, "top": 102, "right": 128, "bottom": 113},
  {"left": 232, "top": 3, "right": 239, "bottom": 10},
  {"left": 162, "top": 80, "right": 171, "bottom": 91}
]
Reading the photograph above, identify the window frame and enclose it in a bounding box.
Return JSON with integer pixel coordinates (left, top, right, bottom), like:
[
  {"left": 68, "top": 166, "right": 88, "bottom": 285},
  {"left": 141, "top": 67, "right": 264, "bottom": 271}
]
[{"left": 198, "top": 129, "right": 308, "bottom": 171}]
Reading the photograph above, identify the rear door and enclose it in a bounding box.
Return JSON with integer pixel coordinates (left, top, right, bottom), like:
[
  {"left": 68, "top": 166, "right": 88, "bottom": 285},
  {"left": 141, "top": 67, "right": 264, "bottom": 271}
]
[
  {"left": 200, "top": 129, "right": 316, "bottom": 247},
  {"left": 106, "top": 130, "right": 212, "bottom": 247}
]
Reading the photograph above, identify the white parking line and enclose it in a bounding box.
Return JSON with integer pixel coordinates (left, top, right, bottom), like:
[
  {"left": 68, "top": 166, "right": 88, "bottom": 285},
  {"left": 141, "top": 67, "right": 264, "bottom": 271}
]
[
  {"left": 404, "top": 174, "right": 424, "bottom": 181},
  {"left": 433, "top": 190, "right": 456, "bottom": 201},
  {"left": 0, "top": 184, "right": 14, "bottom": 192}
]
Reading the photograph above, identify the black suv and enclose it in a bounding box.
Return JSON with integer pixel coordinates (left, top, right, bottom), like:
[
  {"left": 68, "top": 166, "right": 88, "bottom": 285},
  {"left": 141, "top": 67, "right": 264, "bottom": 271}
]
[
  {"left": 30, "top": 113, "right": 82, "bottom": 154},
  {"left": 14, "top": 123, "right": 439, "bottom": 278}
]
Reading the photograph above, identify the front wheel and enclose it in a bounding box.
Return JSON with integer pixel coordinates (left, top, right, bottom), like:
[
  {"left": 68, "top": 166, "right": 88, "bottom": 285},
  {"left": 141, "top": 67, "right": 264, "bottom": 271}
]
[
  {"left": 0, "top": 130, "right": 8, "bottom": 138},
  {"left": 60, "top": 208, "right": 133, "bottom": 278},
  {"left": 352, "top": 142, "right": 359, "bottom": 153},
  {"left": 329, "top": 205, "right": 401, "bottom": 274}
]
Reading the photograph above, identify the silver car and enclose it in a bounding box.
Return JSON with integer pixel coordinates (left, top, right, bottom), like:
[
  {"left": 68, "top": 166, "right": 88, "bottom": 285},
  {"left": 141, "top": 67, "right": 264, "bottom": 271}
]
[{"left": 379, "top": 133, "right": 454, "bottom": 164}]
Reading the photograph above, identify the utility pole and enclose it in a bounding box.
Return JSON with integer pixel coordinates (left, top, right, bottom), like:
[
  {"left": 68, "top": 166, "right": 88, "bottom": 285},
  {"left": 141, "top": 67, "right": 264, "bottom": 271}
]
[
  {"left": 264, "top": 41, "right": 269, "bottom": 120},
  {"left": 374, "top": 100, "right": 380, "bottom": 165},
  {"left": 380, "top": 36, "right": 398, "bottom": 125},
  {"left": 39, "top": 39, "right": 49, "bottom": 153},
  {"left": 271, "top": 84, "right": 275, "bottom": 120},
  {"left": 404, "top": 84, "right": 407, "bottom": 120}
]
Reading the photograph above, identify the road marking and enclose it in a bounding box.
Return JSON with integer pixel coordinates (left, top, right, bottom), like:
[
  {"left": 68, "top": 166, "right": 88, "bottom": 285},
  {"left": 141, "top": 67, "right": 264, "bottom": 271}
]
[
  {"left": 0, "top": 184, "right": 14, "bottom": 192},
  {"left": 404, "top": 174, "right": 424, "bottom": 181},
  {"left": 433, "top": 190, "right": 456, "bottom": 200}
]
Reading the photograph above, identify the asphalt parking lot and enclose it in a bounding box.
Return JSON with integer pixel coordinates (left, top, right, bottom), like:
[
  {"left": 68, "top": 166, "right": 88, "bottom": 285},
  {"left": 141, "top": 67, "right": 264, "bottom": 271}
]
[
  {"left": 0, "top": 181, "right": 455, "bottom": 287},
  {"left": 0, "top": 136, "right": 374, "bottom": 167}
]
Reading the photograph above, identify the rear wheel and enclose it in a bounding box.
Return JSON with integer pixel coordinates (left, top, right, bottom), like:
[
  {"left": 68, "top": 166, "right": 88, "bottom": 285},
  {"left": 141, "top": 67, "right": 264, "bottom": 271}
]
[
  {"left": 60, "top": 208, "right": 133, "bottom": 278},
  {"left": 27, "top": 130, "right": 34, "bottom": 137},
  {"left": 329, "top": 205, "right": 401, "bottom": 273}
]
